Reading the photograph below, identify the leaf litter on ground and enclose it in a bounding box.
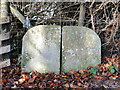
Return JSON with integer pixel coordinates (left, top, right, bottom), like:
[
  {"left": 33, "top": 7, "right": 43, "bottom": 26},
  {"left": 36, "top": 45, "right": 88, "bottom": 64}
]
[{"left": 1, "top": 56, "right": 120, "bottom": 89}]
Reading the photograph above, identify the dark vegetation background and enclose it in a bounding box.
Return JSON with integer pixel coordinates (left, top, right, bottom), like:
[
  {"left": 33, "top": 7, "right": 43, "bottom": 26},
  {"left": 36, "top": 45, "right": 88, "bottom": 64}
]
[{"left": 10, "top": 2, "right": 120, "bottom": 61}]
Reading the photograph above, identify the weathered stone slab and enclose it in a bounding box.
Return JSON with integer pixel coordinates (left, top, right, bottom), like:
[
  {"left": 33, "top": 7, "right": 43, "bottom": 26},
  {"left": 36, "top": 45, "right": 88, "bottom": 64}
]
[
  {"left": 0, "top": 59, "right": 10, "bottom": 68},
  {"left": 62, "top": 26, "right": 101, "bottom": 72},
  {"left": 0, "top": 45, "right": 10, "bottom": 54},
  {"left": 0, "top": 32, "right": 10, "bottom": 41},
  {"left": 22, "top": 25, "right": 61, "bottom": 74},
  {"left": 0, "top": 17, "right": 10, "bottom": 24}
]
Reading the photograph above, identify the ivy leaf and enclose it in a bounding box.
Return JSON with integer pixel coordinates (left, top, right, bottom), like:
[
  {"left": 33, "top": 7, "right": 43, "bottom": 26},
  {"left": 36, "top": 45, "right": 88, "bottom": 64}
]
[
  {"left": 108, "top": 66, "right": 115, "bottom": 73},
  {"left": 113, "top": 64, "right": 119, "bottom": 72},
  {"left": 88, "top": 68, "right": 97, "bottom": 76},
  {"left": 108, "top": 66, "right": 114, "bottom": 69},
  {"left": 110, "top": 69, "right": 115, "bottom": 73}
]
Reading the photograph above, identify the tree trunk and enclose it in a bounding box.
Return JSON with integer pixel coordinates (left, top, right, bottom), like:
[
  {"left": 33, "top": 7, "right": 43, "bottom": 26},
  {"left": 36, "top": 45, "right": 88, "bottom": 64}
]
[{"left": 78, "top": 2, "right": 85, "bottom": 26}]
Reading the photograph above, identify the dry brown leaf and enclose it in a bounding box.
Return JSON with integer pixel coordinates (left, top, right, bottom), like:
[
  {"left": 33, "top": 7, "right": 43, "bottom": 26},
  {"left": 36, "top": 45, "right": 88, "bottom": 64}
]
[
  {"left": 102, "top": 85, "right": 109, "bottom": 88},
  {"left": 79, "top": 70, "right": 84, "bottom": 74},
  {"left": 18, "top": 78, "right": 25, "bottom": 84},
  {"left": 28, "top": 78, "right": 35, "bottom": 83},
  {"left": 109, "top": 76, "right": 118, "bottom": 80}
]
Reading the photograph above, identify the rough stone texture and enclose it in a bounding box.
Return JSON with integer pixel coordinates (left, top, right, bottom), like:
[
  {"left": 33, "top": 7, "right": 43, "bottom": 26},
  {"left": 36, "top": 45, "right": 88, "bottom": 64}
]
[
  {"left": 62, "top": 26, "right": 101, "bottom": 72},
  {"left": 22, "top": 25, "right": 61, "bottom": 74}
]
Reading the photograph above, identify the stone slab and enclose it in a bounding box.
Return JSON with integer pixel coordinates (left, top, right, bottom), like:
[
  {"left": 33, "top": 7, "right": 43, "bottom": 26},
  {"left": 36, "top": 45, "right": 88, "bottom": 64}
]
[
  {"left": 0, "top": 32, "right": 10, "bottom": 41},
  {"left": 0, "top": 59, "right": 10, "bottom": 68},
  {"left": 62, "top": 26, "right": 101, "bottom": 72},
  {"left": 22, "top": 25, "right": 61, "bottom": 74},
  {"left": 0, "top": 17, "right": 10, "bottom": 24},
  {"left": 0, "top": 45, "right": 10, "bottom": 55}
]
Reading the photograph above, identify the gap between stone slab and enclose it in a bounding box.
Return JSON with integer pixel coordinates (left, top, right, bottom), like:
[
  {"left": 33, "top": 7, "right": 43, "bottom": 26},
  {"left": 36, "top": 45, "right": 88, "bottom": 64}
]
[
  {"left": 0, "top": 69, "right": 2, "bottom": 89},
  {"left": 60, "top": 25, "right": 63, "bottom": 74}
]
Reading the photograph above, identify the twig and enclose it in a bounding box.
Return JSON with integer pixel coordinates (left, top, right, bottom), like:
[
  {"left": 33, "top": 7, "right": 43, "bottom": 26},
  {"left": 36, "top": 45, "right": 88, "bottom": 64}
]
[
  {"left": 73, "top": 7, "right": 80, "bottom": 19},
  {"left": 89, "top": 0, "right": 95, "bottom": 8},
  {"left": 90, "top": 8, "right": 95, "bottom": 31},
  {"left": 57, "top": 3, "right": 80, "bottom": 12}
]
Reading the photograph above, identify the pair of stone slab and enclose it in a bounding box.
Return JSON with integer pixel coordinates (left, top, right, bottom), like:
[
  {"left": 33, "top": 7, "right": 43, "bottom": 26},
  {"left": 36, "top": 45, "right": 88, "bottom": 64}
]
[{"left": 21, "top": 25, "right": 101, "bottom": 74}]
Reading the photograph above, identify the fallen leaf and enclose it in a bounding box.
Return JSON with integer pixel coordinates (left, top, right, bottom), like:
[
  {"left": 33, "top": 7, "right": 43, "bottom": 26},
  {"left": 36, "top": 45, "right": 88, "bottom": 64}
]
[
  {"left": 64, "top": 83, "right": 69, "bottom": 88},
  {"left": 21, "top": 74, "right": 29, "bottom": 80},
  {"left": 102, "top": 85, "right": 109, "bottom": 88},
  {"left": 61, "top": 75, "right": 67, "bottom": 78},
  {"left": 70, "top": 83, "right": 78, "bottom": 88},
  {"left": 2, "top": 79, "right": 7, "bottom": 83},
  {"left": 82, "top": 74, "right": 90, "bottom": 78},
  {"left": 69, "top": 70, "right": 75, "bottom": 74},
  {"left": 28, "top": 78, "right": 35, "bottom": 83},
  {"left": 97, "top": 63, "right": 101, "bottom": 67},
  {"left": 18, "top": 78, "right": 25, "bottom": 84},
  {"left": 79, "top": 70, "right": 84, "bottom": 74},
  {"left": 77, "top": 82, "right": 82, "bottom": 86},
  {"left": 109, "top": 76, "right": 118, "bottom": 79},
  {"left": 87, "top": 66, "right": 93, "bottom": 70}
]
